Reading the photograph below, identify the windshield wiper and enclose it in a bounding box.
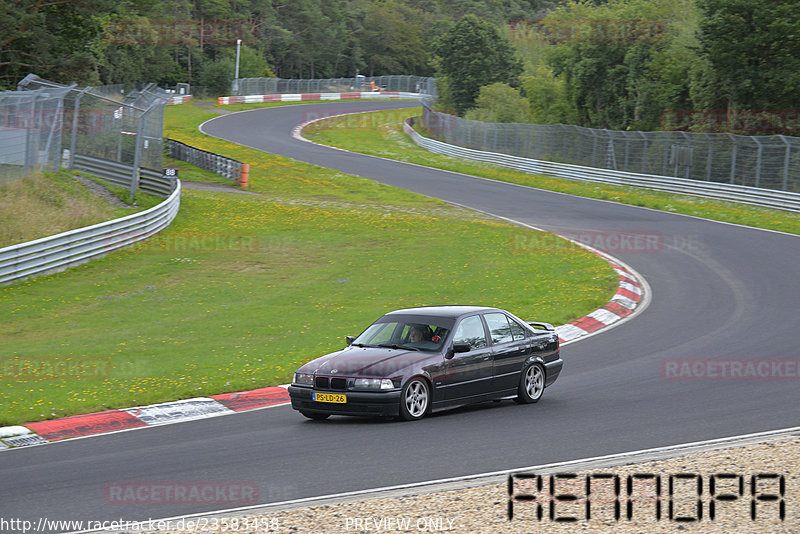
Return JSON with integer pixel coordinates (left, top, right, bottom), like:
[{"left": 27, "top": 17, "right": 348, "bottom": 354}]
[{"left": 377, "top": 343, "right": 419, "bottom": 351}]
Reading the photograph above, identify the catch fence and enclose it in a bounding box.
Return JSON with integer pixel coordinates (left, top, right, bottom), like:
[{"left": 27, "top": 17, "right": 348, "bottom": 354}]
[
  {"left": 419, "top": 102, "right": 800, "bottom": 193},
  {"left": 233, "top": 76, "right": 436, "bottom": 97},
  {"left": 1, "top": 75, "right": 173, "bottom": 193}
]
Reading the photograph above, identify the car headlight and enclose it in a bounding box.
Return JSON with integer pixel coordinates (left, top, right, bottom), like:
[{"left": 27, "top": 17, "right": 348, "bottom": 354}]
[
  {"left": 294, "top": 372, "right": 313, "bottom": 386},
  {"left": 353, "top": 378, "right": 395, "bottom": 390}
]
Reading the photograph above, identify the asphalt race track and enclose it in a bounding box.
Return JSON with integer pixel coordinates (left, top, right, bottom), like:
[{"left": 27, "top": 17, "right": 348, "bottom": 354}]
[{"left": 2, "top": 101, "right": 799, "bottom": 531}]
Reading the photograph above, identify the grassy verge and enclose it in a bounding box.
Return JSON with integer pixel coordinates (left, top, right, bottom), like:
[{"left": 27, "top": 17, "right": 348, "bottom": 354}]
[
  {"left": 0, "top": 170, "right": 146, "bottom": 248},
  {"left": 0, "top": 103, "right": 616, "bottom": 426},
  {"left": 303, "top": 108, "right": 800, "bottom": 235}
]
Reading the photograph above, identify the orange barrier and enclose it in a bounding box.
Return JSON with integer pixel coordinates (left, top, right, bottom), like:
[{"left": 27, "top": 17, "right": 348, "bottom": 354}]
[{"left": 239, "top": 163, "right": 250, "bottom": 188}]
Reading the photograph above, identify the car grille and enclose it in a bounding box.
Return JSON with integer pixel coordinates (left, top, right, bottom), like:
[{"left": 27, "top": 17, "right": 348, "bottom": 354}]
[{"left": 314, "top": 376, "right": 348, "bottom": 390}]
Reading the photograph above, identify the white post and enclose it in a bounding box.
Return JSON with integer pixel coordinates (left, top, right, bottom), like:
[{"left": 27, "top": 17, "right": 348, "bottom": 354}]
[{"left": 233, "top": 39, "right": 242, "bottom": 95}]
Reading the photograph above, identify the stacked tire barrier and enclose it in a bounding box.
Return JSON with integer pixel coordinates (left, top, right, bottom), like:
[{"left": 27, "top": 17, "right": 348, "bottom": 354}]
[{"left": 166, "top": 138, "right": 248, "bottom": 185}]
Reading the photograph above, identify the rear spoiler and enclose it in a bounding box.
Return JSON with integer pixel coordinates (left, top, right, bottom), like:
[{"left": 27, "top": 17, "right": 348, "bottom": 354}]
[{"left": 527, "top": 321, "right": 555, "bottom": 332}]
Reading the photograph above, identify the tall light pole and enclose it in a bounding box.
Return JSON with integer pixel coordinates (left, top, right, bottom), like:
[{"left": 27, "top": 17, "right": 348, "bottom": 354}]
[{"left": 233, "top": 38, "right": 242, "bottom": 95}]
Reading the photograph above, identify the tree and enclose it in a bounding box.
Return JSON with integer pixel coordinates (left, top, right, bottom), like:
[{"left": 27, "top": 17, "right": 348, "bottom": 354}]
[
  {"left": 432, "top": 14, "right": 523, "bottom": 115},
  {"left": 198, "top": 45, "right": 268, "bottom": 95},
  {"left": 1, "top": 0, "right": 107, "bottom": 88},
  {"left": 464, "top": 82, "right": 531, "bottom": 123},
  {"left": 543, "top": 0, "right": 698, "bottom": 130},
  {"left": 357, "top": 0, "right": 433, "bottom": 76},
  {"left": 696, "top": 0, "right": 800, "bottom": 111},
  {"left": 520, "top": 65, "right": 576, "bottom": 124}
]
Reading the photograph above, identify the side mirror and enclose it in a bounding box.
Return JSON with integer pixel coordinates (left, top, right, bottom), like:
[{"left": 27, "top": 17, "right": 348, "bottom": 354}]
[
  {"left": 446, "top": 342, "right": 470, "bottom": 360},
  {"left": 345, "top": 336, "right": 355, "bottom": 346}
]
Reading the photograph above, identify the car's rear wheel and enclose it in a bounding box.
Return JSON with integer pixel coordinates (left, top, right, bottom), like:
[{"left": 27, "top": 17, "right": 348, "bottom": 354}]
[
  {"left": 399, "top": 378, "right": 430, "bottom": 421},
  {"left": 515, "top": 363, "right": 544, "bottom": 404},
  {"left": 300, "top": 411, "right": 330, "bottom": 420}
]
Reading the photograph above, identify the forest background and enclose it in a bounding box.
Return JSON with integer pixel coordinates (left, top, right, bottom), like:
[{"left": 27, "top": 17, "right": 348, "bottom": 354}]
[{"left": 3, "top": 0, "right": 799, "bottom": 133}]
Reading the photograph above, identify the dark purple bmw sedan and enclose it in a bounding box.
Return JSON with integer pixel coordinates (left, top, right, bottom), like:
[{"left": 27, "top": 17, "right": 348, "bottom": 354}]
[{"left": 288, "top": 306, "right": 562, "bottom": 421}]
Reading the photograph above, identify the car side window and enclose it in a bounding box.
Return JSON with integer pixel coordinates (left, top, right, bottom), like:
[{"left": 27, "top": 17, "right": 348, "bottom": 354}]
[
  {"left": 484, "top": 313, "right": 513, "bottom": 345},
  {"left": 508, "top": 317, "right": 528, "bottom": 341},
  {"left": 453, "top": 316, "right": 487, "bottom": 349}
]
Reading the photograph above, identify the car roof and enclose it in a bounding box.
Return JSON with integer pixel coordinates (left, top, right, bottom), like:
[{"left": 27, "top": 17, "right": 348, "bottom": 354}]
[{"left": 384, "top": 306, "right": 501, "bottom": 319}]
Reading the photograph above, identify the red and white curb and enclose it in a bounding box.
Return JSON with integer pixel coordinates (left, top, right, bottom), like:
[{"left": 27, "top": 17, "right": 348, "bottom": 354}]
[
  {"left": 217, "top": 91, "right": 422, "bottom": 105},
  {"left": 0, "top": 387, "right": 291, "bottom": 450},
  {"left": 555, "top": 251, "right": 644, "bottom": 344}
]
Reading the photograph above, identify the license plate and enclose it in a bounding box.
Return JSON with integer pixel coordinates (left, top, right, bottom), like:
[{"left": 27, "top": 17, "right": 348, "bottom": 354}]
[{"left": 313, "top": 392, "right": 347, "bottom": 403}]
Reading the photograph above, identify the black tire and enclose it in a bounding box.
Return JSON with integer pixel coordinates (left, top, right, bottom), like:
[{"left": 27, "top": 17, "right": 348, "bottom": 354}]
[
  {"left": 515, "top": 363, "right": 545, "bottom": 404},
  {"left": 399, "top": 378, "right": 430, "bottom": 421},
  {"left": 300, "top": 411, "right": 330, "bottom": 420}
]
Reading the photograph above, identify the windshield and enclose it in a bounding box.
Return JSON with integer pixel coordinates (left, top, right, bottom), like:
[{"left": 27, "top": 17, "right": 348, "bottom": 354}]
[{"left": 352, "top": 320, "right": 450, "bottom": 351}]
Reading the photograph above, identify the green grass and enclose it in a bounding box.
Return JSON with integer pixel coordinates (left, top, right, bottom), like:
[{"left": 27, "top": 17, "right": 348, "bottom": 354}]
[
  {"left": 303, "top": 108, "right": 800, "bottom": 236},
  {"left": 0, "top": 103, "right": 617, "bottom": 426},
  {"left": 0, "top": 170, "right": 147, "bottom": 248}
]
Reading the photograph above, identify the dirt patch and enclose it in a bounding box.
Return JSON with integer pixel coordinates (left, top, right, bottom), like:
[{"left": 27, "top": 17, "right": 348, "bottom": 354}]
[{"left": 72, "top": 174, "right": 130, "bottom": 207}]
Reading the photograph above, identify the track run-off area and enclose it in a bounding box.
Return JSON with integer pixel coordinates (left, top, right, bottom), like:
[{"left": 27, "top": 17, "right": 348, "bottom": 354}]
[{"left": 1, "top": 100, "right": 799, "bottom": 531}]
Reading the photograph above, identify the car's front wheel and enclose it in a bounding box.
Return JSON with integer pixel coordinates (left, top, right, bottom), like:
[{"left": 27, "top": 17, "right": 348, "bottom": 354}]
[
  {"left": 399, "top": 378, "right": 430, "bottom": 421},
  {"left": 300, "top": 411, "right": 330, "bottom": 420},
  {"left": 515, "top": 363, "right": 544, "bottom": 404}
]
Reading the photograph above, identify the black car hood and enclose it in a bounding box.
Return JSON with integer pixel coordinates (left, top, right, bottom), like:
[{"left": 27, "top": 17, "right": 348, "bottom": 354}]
[{"left": 297, "top": 346, "right": 434, "bottom": 378}]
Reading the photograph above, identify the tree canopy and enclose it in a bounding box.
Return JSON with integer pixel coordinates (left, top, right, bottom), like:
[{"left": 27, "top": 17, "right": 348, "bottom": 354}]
[
  {"left": 3, "top": 0, "right": 799, "bottom": 135},
  {"left": 432, "top": 14, "right": 523, "bottom": 115}
]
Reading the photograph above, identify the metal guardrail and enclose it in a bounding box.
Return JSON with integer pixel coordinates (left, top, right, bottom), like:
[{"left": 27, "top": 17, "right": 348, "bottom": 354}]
[
  {"left": 404, "top": 119, "right": 800, "bottom": 212},
  {"left": 72, "top": 154, "right": 175, "bottom": 197},
  {"left": 0, "top": 181, "right": 181, "bottom": 285},
  {"left": 166, "top": 138, "right": 243, "bottom": 182}
]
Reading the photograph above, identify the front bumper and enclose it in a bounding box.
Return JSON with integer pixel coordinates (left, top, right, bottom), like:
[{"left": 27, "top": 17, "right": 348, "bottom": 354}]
[{"left": 288, "top": 385, "right": 402, "bottom": 417}]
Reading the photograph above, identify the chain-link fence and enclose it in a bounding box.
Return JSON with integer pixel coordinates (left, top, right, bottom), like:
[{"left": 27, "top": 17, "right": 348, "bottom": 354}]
[
  {"left": 0, "top": 85, "right": 74, "bottom": 182},
  {"left": 420, "top": 102, "right": 800, "bottom": 193},
  {"left": 0, "top": 74, "right": 172, "bottom": 184},
  {"left": 233, "top": 76, "right": 437, "bottom": 96}
]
